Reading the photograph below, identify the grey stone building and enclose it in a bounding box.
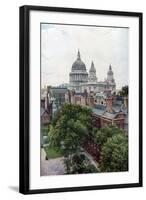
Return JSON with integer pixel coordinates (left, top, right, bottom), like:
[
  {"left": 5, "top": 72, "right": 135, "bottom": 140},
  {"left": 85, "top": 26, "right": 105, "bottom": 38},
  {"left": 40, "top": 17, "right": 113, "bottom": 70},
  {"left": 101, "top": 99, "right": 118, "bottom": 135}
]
[
  {"left": 69, "top": 50, "right": 116, "bottom": 93},
  {"left": 69, "top": 50, "right": 88, "bottom": 92}
]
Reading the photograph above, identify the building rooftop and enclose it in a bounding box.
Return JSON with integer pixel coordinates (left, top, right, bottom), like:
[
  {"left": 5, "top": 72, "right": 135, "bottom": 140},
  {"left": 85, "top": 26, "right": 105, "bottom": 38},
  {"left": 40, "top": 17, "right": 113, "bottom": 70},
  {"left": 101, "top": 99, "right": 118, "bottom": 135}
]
[
  {"left": 92, "top": 108, "right": 105, "bottom": 117},
  {"left": 75, "top": 92, "right": 85, "bottom": 96},
  {"left": 41, "top": 107, "right": 48, "bottom": 116},
  {"left": 51, "top": 87, "right": 68, "bottom": 94},
  {"left": 95, "top": 104, "right": 106, "bottom": 110},
  {"left": 102, "top": 111, "right": 117, "bottom": 120}
]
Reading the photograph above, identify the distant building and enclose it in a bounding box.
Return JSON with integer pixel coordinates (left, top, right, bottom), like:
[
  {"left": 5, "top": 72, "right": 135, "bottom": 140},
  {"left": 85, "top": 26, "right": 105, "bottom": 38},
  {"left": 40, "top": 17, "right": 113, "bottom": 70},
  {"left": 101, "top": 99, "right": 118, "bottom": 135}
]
[
  {"left": 69, "top": 50, "right": 88, "bottom": 92},
  {"left": 49, "top": 87, "right": 68, "bottom": 108},
  {"left": 65, "top": 89, "right": 128, "bottom": 133},
  {"left": 41, "top": 88, "right": 52, "bottom": 125},
  {"left": 92, "top": 97, "right": 125, "bottom": 130},
  {"left": 41, "top": 50, "right": 127, "bottom": 132},
  {"left": 41, "top": 86, "right": 68, "bottom": 122},
  {"left": 83, "top": 61, "right": 98, "bottom": 93},
  {"left": 69, "top": 50, "right": 116, "bottom": 93},
  {"left": 65, "top": 89, "right": 95, "bottom": 107},
  {"left": 41, "top": 108, "right": 51, "bottom": 124}
]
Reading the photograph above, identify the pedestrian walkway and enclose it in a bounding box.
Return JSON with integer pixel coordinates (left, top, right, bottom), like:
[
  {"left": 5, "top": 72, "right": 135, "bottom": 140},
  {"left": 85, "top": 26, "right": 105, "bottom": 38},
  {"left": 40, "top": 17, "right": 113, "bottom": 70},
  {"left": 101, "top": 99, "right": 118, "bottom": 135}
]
[
  {"left": 40, "top": 148, "right": 66, "bottom": 176},
  {"left": 82, "top": 151, "right": 99, "bottom": 169}
]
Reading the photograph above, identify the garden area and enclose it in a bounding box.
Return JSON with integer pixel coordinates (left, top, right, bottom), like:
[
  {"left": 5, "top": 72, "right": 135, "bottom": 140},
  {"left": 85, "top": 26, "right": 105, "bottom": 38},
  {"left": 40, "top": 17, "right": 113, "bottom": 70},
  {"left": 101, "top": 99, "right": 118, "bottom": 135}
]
[
  {"left": 41, "top": 103, "right": 128, "bottom": 175},
  {"left": 44, "top": 146, "right": 63, "bottom": 159}
]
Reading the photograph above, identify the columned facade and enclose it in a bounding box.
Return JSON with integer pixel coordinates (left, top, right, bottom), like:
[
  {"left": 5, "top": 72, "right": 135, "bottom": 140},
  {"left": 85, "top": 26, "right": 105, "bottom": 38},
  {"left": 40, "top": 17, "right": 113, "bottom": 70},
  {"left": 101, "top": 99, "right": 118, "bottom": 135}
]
[
  {"left": 69, "top": 50, "right": 116, "bottom": 93},
  {"left": 69, "top": 50, "right": 88, "bottom": 92}
]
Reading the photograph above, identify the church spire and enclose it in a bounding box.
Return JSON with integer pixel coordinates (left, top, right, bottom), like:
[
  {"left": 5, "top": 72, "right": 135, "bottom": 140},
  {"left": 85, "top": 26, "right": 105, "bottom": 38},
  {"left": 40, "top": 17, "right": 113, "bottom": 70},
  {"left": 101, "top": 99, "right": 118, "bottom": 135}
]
[
  {"left": 108, "top": 64, "right": 113, "bottom": 75},
  {"left": 107, "top": 64, "right": 115, "bottom": 83},
  {"left": 109, "top": 64, "right": 112, "bottom": 70},
  {"left": 88, "top": 61, "right": 97, "bottom": 83},
  {"left": 90, "top": 61, "right": 96, "bottom": 72},
  {"left": 77, "top": 49, "right": 81, "bottom": 60}
]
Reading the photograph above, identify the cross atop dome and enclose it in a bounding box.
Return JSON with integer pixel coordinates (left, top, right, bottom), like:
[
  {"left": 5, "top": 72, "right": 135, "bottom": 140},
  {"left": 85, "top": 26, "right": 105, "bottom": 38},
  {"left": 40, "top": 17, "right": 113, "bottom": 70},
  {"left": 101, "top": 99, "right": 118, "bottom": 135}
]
[{"left": 77, "top": 49, "right": 81, "bottom": 60}]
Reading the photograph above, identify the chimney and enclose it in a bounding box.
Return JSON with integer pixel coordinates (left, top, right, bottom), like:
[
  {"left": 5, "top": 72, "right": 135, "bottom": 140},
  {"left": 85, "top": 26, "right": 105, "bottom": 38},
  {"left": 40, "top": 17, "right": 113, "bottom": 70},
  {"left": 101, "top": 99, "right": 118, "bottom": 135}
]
[
  {"left": 65, "top": 89, "right": 71, "bottom": 103},
  {"left": 45, "top": 86, "right": 51, "bottom": 110},
  {"left": 45, "top": 92, "right": 48, "bottom": 110},
  {"left": 87, "top": 93, "right": 94, "bottom": 107},
  {"left": 105, "top": 97, "right": 113, "bottom": 113},
  {"left": 89, "top": 96, "right": 95, "bottom": 107},
  {"left": 84, "top": 89, "right": 88, "bottom": 105},
  {"left": 124, "top": 96, "right": 128, "bottom": 109},
  {"left": 71, "top": 89, "right": 75, "bottom": 104}
]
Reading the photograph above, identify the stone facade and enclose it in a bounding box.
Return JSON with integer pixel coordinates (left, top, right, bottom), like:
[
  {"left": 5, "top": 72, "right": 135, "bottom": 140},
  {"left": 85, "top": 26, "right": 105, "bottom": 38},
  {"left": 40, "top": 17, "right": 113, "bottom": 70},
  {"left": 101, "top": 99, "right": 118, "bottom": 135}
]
[
  {"left": 66, "top": 89, "right": 126, "bottom": 131},
  {"left": 41, "top": 108, "right": 51, "bottom": 124},
  {"left": 41, "top": 50, "right": 127, "bottom": 133},
  {"left": 69, "top": 50, "right": 88, "bottom": 92},
  {"left": 69, "top": 50, "right": 116, "bottom": 93}
]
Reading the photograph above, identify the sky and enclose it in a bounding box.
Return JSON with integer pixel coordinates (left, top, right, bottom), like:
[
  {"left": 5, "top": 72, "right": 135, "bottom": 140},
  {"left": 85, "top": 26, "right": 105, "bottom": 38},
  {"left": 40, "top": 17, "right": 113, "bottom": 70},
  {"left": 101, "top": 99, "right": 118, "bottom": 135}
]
[{"left": 41, "top": 23, "right": 129, "bottom": 89}]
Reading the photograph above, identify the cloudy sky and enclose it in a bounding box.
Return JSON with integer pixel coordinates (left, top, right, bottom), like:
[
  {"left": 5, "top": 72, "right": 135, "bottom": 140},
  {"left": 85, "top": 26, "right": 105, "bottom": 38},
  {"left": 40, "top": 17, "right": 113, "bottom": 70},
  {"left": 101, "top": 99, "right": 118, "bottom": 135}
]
[{"left": 41, "top": 23, "right": 129, "bottom": 89}]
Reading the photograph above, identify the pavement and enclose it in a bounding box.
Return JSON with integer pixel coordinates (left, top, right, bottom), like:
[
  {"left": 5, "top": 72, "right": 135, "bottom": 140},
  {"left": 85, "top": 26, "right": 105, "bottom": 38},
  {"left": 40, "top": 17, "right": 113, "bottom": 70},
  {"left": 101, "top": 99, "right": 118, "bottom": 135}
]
[
  {"left": 40, "top": 148, "right": 66, "bottom": 176},
  {"left": 40, "top": 148, "right": 99, "bottom": 176}
]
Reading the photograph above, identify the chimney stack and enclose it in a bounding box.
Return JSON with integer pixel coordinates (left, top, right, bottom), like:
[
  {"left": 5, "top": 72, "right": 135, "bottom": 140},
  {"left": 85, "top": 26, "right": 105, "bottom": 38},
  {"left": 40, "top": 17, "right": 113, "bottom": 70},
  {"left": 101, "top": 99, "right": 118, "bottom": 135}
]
[
  {"left": 45, "top": 86, "right": 51, "bottom": 110},
  {"left": 105, "top": 97, "right": 113, "bottom": 113},
  {"left": 70, "top": 89, "right": 75, "bottom": 104},
  {"left": 45, "top": 92, "right": 48, "bottom": 110},
  {"left": 124, "top": 96, "right": 128, "bottom": 109}
]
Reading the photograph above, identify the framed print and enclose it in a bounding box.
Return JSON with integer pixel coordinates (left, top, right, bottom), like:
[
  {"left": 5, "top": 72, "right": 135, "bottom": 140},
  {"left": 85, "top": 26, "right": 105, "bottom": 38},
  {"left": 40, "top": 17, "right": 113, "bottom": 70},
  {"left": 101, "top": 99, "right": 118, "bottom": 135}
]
[{"left": 19, "top": 5, "right": 143, "bottom": 194}]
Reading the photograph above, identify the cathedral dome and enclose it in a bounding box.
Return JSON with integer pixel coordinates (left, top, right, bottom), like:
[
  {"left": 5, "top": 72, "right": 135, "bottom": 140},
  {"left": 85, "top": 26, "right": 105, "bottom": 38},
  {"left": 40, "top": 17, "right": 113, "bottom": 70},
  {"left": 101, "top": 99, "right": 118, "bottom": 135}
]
[
  {"left": 72, "top": 50, "right": 87, "bottom": 71},
  {"left": 72, "top": 60, "right": 86, "bottom": 71}
]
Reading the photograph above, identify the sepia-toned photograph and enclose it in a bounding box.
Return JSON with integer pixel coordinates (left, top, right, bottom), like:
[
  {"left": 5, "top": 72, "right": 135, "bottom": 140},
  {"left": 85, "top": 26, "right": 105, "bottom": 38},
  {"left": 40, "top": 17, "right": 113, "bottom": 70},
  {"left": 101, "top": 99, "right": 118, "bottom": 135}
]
[{"left": 40, "top": 23, "right": 129, "bottom": 176}]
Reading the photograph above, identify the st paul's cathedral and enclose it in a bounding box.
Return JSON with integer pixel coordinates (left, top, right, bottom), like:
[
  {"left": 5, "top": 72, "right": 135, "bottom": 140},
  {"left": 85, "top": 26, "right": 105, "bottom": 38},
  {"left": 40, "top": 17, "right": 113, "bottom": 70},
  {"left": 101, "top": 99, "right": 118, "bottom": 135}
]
[{"left": 69, "top": 50, "right": 116, "bottom": 94}]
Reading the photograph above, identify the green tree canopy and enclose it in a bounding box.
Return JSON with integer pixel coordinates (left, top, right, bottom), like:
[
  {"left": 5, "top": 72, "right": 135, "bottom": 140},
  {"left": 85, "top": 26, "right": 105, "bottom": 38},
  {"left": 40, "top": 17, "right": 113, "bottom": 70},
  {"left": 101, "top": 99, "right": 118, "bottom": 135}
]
[
  {"left": 49, "top": 104, "right": 93, "bottom": 156},
  {"left": 99, "top": 133, "right": 128, "bottom": 172},
  {"left": 93, "top": 126, "right": 125, "bottom": 146},
  {"left": 118, "top": 85, "right": 128, "bottom": 97},
  {"left": 65, "top": 154, "right": 99, "bottom": 174}
]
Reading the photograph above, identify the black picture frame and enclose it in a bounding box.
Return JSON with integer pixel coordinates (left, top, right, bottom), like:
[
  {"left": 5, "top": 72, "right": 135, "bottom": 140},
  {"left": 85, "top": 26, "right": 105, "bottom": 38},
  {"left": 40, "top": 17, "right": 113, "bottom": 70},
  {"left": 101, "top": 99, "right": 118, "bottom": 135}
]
[{"left": 19, "top": 5, "right": 143, "bottom": 194}]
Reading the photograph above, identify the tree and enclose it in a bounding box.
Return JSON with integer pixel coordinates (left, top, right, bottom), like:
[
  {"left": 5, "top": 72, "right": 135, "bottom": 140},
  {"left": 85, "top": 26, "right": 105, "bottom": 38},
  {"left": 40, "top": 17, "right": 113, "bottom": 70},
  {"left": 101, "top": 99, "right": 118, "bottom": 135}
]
[
  {"left": 65, "top": 154, "right": 99, "bottom": 174},
  {"left": 49, "top": 119, "right": 86, "bottom": 154},
  {"left": 99, "top": 134, "right": 128, "bottom": 172},
  {"left": 118, "top": 85, "right": 128, "bottom": 97},
  {"left": 51, "top": 103, "right": 92, "bottom": 129},
  {"left": 93, "top": 125, "right": 125, "bottom": 146},
  {"left": 49, "top": 104, "right": 93, "bottom": 172}
]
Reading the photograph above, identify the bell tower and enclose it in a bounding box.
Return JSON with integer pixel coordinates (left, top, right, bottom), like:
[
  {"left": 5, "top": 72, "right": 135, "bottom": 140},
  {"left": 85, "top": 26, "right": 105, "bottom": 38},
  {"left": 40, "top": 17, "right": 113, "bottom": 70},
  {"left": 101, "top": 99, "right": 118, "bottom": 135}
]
[
  {"left": 88, "top": 61, "right": 97, "bottom": 83},
  {"left": 107, "top": 64, "right": 115, "bottom": 83}
]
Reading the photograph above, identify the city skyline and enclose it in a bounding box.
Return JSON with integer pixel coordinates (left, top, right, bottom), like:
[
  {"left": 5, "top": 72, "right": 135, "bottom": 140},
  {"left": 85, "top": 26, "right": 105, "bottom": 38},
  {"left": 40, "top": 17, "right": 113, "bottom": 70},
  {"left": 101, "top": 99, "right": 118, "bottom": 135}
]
[{"left": 41, "top": 24, "right": 129, "bottom": 89}]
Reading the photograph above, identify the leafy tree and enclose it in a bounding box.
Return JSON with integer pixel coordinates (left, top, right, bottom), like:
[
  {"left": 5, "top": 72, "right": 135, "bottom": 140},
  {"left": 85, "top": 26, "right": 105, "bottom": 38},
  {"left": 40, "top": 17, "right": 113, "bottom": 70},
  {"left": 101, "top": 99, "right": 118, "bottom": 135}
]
[
  {"left": 49, "top": 104, "right": 93, "bottom": 171},
  {"left": 51, "top": 104, "right": 92, "bottom": 127},
  {"left": 50, "top": 118, "right": 87, "bottom": 154},
  {"left": 93, "top": 126, "right": 125, "bottom": 146},
  {"left": 118, "top": 85, "right": 128, "bottom": 97},
  {"left": 65, "top": 153, "right": 99, "bottom": 174},
  {"left": 99, "top": 134, "right": 128, "bottom": 172}
]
